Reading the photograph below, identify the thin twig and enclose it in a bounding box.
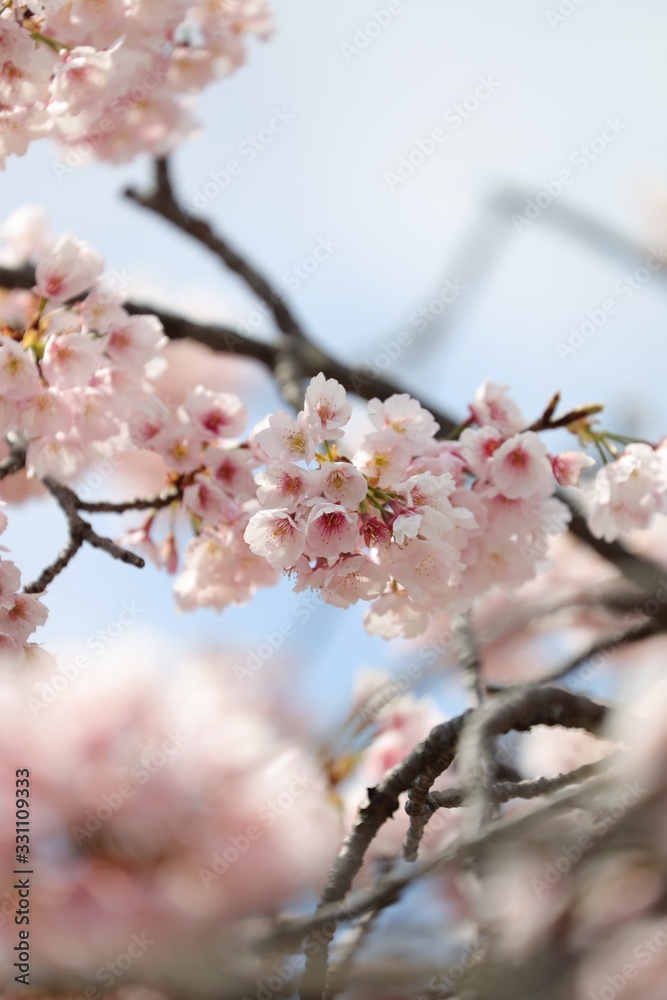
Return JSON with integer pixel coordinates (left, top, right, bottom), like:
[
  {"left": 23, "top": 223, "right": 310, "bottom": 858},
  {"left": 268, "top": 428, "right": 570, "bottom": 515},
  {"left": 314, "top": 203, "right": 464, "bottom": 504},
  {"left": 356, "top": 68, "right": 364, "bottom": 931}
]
[
  {"left": 297, "top": 687, "right": 607, "bottom": 996},
  {"left": 428, "top": 752, "right": 620, "bottom": 810},
  {"left": 23, "top": 478, "right": 145, "bottom": 593},
  {"left": 486, "top": 618, "right": 662, "bottom": 694},
  {"left": 125, "top": 157, "right": 306, "bottom": 340}
]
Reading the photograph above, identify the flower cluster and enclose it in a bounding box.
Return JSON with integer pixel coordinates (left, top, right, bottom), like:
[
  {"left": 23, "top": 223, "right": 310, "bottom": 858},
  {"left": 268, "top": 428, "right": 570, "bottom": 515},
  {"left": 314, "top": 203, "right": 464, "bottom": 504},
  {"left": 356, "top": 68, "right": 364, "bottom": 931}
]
[
  {"left": 6, "top": 210, "right": 667, "bottom": 642},
  {"left": 0, "top": 531, "right": 48, "bottom": 665},
  {"left": 242, "top": 378, "right": 583, "bottom": 638},
  {"left": 579, "top": 441, "right": 667, "bottom": 542},
  {"left": 0, "top": 0, "right": 270, "bottom": 167},
  {"left": 0, "top": 639, "right": 340, "bottom": 977},
  {"left": 0, "top": 216, "right": 169, "bottom": 483}
]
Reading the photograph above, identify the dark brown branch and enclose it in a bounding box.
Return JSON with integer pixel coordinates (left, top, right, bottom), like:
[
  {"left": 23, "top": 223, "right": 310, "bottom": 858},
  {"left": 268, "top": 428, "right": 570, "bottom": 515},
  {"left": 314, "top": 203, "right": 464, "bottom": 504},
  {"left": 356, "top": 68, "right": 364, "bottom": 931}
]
[
  {"left": 23, "top": 478, "right": 145, "bottom": 593},
  {"left": 124, "top": 157, "right": 307, "bottom": 340},
  {"left": 0, "top": 443, "right": 26, "bottom": 479},
  {"left": 75, "top": 485, "right": 181, "bottom": 513}
]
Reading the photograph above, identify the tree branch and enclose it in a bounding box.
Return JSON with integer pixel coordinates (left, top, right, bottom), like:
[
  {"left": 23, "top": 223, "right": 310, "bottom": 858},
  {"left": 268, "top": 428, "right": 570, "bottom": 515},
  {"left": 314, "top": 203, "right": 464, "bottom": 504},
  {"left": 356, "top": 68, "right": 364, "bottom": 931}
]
[
  {"left": 297, "top": 686, "right": 607, "bottom": 996},
  {"left": 428, "top": 752, "right": 619, "bottom": 810},
  {"left": 124, "top": 157, "right": 307, "bottom": 340},
  {"left": 23, "top": 478, "right": 145, "bottom": 593}
]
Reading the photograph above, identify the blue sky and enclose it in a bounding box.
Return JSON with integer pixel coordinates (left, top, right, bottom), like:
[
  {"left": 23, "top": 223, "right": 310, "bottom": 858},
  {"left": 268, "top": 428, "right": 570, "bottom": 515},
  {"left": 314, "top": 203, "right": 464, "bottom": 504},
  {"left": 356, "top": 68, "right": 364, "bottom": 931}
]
[{"left": 2, "top": 0, "right": 666, "bottom": 721}]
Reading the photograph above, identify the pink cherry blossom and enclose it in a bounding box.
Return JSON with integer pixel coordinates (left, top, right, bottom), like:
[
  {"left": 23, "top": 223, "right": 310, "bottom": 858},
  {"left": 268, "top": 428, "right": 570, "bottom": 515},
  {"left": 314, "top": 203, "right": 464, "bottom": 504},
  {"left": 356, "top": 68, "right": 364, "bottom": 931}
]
[
  {"left": 354, "top": 429, "right": 412, "bottom": 488},
  {"left": 368, "top": 393, "right": 439, "bottom": 445},
  {"left": 183, "top": 475, "right": 239, "bottom": 526},
  {"left": 316, "top": 461, "right": 368, "bottom": 509},
  {"left": 184, "top": 386, "right": 247, "bottom": 440},
  {"left": 302, "top": 373, "right": 352, "bottom": 442},
  {"left": 254, "top": 409, "right": 315, "bottom": 463},
  {"left": 311, "top": 553, "right": 387, "bottom": 609},
  {"left": 459, "top": 424, "right": 504, "bottom": 477},
  {"left": 151, "top": 426, "right": 201, "bottom": 474},
  {"left": 0, "top": 334, "right": 41, "bottom": 399},
  {"left": 363, "top": 590, "right": 430, "bottom": 639},
  {"left": 490, "top": 431, "right": 554, "bottom": 500},
  {"left": 0, "top": 592, "right": 48, "bottom": 642},
  {"left": 34, "top": 233, "right": 104, "bottom": 301},
  {"left": 244, "top": 508, "right": 306, "bottom": 569},
  {"left": 255, "top": 462, "right": 315, "bottom": 511},
  {"left": 41, "top": 331, "right": 101, "bottom": 388},
  {"left": 206, "top": 445, "right": 258, "bottom": 499},
  {"left": 175, "top": 526, "right": 278, "bottom": 611},
  {"left": 0, "top": 205, "right": 49, "bottom": 265},
  {"left": 470, "top": 380, "right": 525, "bottom": 435},
  {"left": 19, "top": 389, "right": 72, "bottom": 438},
  {"left": 0, "top": 560, "right": 21, "bottom": 603},
  {"left": 25, "top": 434, "right": 87, "bottom": 480},
  {"left": 584, "top": 443, "right": 667, "bottom": 541},
  {"left": 551, "top": 450, "right": 596, "bottom": 487},
  {"left": 305, "top": 501, "right": 359, "bottom": 558},
  {"left": 103, "top": 313, "right": 165, "bottom": 368}
]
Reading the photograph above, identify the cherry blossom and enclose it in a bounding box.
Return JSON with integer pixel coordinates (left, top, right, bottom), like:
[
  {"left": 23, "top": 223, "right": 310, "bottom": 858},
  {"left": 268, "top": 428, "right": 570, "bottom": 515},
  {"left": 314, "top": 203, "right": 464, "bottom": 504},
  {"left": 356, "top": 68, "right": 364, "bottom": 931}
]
[
  {"left": 184, "top": 386, "right": 247, "bottom": 440},
  {"left": 0, "top": 1, "right": 272, "bottom": 167},
  {"left": 254, "top": 408, "right": 315, "bottom": 463},
  {"left": 244, "top": 508, "right": 306, "bottom": 568},
  {"left": 581, "top": 442, "right": 667, "bottom": 541},
  {"left": 489, "top": 431, "right": 554, "bottom": 500},
  {"left": 303, "top": 371, "right": 353, "bottom": 441},
  {"left": 34, "top": 233, "right": 104, "bottom": 301}
]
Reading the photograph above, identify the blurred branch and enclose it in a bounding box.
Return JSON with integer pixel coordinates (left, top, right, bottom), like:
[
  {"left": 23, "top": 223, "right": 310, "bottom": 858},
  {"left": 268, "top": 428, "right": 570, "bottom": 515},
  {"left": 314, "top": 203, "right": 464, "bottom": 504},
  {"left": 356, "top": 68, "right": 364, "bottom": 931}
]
[
  {"left": 0, "top": 443, "right": 26, "bottom": 479},
  {"left": 487, "top": 617, "right": 664, "bottom": 694},
  {"left": 296, "top": 686, "right": 607, "bottom": 995},
  {"left": 429, "top": 750, "right": 620, "bottom": 810},
  {"left": 272, "top": 765, "right": 618, "bottom": 953}
]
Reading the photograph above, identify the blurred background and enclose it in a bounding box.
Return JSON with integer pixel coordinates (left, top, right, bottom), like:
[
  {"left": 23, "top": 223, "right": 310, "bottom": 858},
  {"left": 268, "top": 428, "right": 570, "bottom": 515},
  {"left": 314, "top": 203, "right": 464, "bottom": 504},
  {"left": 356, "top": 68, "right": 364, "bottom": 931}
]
[{"left": 1, "top": 0, "right": 665, "bottom": 725}]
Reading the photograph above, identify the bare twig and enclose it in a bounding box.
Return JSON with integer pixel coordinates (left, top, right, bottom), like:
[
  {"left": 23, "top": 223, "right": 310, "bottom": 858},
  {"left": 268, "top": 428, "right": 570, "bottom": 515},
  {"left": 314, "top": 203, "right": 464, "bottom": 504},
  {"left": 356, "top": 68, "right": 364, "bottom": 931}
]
[
  {"left": 23, "top": 478, "right": 145, "bottom": 593},
  {"left": 486, "top": 618, "right": 663, "bottom": 694},
  {"left": 270, "top": 767, "right": 618, "bottom": 952},
  {"left": 297, "top": 686, "right": 607, "bottom": 996},
  {"left": 428, "top": 752, "right": 619, "bottom": 810},
  {"left": 75, "top": 485, "right": 182, "bottom": 513},
  {"left": 125, "top": 157, "right": 307, "bottom": 340}
]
